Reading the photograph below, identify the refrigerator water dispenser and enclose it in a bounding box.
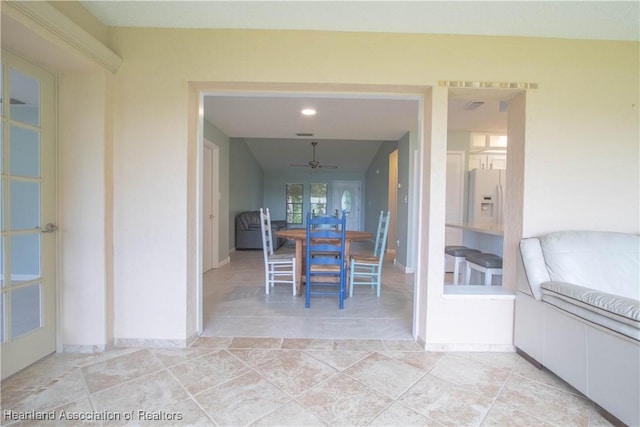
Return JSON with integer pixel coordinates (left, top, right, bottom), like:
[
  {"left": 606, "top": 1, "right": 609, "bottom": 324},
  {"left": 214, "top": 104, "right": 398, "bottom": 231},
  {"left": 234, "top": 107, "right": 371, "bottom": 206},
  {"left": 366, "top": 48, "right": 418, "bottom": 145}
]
[{"left": 480, "top": 196, "right": 494, "bottom": 218}]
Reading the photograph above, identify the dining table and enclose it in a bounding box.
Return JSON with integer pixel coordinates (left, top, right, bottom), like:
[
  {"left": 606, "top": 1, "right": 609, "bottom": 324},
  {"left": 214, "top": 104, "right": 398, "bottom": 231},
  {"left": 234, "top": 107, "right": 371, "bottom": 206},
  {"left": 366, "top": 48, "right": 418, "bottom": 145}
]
[{"left": 275, "top": 228, "right": 372, "bottom": 296}]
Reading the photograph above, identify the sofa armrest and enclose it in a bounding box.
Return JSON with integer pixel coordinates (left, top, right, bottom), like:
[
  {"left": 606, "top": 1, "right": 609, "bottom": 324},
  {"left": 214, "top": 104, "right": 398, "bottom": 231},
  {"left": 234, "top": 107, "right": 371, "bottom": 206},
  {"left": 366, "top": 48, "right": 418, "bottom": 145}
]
[
  {"left": 520, "top": 237, "right": 551, "bottom": 300},
  {"left": 271, "top": 220, "right": 287, "bottom": 229}
]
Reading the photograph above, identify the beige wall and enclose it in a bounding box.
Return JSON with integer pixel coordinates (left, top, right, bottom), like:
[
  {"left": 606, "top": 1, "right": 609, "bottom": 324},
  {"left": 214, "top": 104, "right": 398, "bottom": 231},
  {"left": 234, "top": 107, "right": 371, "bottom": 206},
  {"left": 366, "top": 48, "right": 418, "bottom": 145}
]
[
  {"left": 104, "top": 28, "right": 638, "bottom": 345},
  {"left": 5, "top": 2, "right": 638, "bottom": 348},
  {"left": 59, "top": 70, "right": 112, "bottom": 350}
]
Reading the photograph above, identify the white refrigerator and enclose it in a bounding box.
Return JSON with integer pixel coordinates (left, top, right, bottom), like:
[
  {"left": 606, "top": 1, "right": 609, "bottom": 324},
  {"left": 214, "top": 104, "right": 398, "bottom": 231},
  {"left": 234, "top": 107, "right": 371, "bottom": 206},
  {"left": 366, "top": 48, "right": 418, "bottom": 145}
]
[{"left": 468, "top": 169, "right": 505, "bottom": 225}]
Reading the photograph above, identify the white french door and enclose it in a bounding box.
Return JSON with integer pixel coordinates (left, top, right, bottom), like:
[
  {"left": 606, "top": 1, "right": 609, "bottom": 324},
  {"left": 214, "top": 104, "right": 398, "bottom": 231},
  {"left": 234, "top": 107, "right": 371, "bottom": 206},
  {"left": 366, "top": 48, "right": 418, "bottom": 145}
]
[{"left": 1, "top": 51, "right": 57, "bottom": 379}]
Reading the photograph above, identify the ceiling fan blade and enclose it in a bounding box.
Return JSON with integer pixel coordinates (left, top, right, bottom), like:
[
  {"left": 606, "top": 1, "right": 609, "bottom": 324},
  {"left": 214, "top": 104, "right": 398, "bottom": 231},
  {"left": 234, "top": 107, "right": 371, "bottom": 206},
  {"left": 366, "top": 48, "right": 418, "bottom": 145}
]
[{"left": 289, "top": 142, "right": 338, "bottom": 169}]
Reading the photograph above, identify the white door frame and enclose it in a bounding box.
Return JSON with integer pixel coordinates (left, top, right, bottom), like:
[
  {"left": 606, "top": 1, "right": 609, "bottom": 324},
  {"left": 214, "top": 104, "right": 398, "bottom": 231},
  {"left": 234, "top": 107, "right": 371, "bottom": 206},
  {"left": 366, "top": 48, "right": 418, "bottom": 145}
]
[{"left": 193, "top": 85, "right": 425, "bottom": 341}]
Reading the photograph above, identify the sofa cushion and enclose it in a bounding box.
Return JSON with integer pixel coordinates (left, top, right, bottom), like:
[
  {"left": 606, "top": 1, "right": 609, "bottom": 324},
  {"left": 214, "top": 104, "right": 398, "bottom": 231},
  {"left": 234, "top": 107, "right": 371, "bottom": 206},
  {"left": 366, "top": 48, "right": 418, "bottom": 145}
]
[
  {"left": 542, "top": 281, "right": 640, "bottom": 327},
  {"left": 538, "top": 231, "right": 639, "bottom": 300},
  {"left": 542, "top": 293, "right": 640, "bottom": 341}
]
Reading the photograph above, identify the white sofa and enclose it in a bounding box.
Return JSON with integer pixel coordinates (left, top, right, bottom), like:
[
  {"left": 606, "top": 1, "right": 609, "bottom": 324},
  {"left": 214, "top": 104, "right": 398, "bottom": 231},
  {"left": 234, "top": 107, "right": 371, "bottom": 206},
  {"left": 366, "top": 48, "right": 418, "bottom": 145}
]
[{"left": 515, "top": 230, "right": 639, "bottom": 426}]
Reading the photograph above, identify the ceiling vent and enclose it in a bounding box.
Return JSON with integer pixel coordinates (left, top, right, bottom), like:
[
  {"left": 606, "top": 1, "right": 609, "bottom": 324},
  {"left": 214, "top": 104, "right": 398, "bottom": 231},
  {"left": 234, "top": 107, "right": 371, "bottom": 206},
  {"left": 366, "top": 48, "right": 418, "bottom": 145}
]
[
  {"left": 463, "top": 101, "right": 485, "bottom": 110},
  {"left": 296, "top": 132, "right": 314, "bottom": 137}
]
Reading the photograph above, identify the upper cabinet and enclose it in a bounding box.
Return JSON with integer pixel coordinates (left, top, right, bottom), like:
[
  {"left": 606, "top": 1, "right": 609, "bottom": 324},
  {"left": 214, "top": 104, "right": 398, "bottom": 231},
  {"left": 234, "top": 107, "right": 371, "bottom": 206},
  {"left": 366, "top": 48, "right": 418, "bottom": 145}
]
[{"left": 469, "top": 133, "right": 507, "bottom": 170}]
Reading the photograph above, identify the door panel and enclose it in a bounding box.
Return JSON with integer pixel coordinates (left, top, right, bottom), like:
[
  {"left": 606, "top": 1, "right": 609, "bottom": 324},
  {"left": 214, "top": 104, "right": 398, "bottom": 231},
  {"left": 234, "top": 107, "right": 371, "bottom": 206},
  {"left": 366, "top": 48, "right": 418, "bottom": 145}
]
[
  {"left": 203, "top": 139, "right": 219, "bottom": 271},
  {"left": 333, "top": 181, "right": 361, "bottom": 231},
  {"left": 1, "top": 51, "right": 56, "bottom": 379}
]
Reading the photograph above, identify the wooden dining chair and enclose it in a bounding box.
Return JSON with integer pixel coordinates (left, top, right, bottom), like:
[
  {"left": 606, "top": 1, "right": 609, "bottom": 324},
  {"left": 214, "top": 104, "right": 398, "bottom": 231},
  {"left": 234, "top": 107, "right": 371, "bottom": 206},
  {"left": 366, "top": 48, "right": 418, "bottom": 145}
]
[
  {"left": 349, "top": 210, "right": 390, "bottom": 297},
  {"left": 305, "top": 211, "right": 347, "bottom": 309},
  {"left": 260, "top": 208, "right": 296, "bottom": 295}
]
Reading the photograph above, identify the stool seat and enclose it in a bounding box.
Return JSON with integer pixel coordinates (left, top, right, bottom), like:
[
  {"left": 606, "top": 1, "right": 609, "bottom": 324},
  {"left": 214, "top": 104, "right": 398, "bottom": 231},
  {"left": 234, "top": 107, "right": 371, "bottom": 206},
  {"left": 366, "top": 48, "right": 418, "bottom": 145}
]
[
  {"left": 444, "top": 246, "right": 481, "bottom": 285},
  {"left": 465, "top": 252, "right": 503, "bottom": 268},
  {"left": 445, "top": 246, "right": 481, "bottom": 257},
  {"left": 464, "top": 253, "right": 503, "bottom": 286}
]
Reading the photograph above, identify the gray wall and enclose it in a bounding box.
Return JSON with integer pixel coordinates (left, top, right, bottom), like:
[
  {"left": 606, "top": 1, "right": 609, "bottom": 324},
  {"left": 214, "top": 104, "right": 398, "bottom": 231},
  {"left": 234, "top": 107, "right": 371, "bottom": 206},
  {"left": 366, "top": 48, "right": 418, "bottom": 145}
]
[
  {"left": 263, "top": 170, "right": 366, "bottom": 228},
  {"left": 364, "top": 141, "right": 398, "bottom": 235},
  {"left": 229, "top": 137, "right": 264, "bottom": 249}
]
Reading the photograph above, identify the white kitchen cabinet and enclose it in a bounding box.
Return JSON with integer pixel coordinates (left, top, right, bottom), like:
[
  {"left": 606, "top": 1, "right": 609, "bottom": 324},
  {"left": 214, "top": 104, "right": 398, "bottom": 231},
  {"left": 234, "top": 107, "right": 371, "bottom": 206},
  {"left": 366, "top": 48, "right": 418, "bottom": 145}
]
[
  {"left": 469, "top": 153, "right": 507, "bottom": 170},
  {"left": 469, "top": 133, "right": 507, "bottom": 170},
  {"left": 470, "top": 133, "right": 507, "bottom": 149}
]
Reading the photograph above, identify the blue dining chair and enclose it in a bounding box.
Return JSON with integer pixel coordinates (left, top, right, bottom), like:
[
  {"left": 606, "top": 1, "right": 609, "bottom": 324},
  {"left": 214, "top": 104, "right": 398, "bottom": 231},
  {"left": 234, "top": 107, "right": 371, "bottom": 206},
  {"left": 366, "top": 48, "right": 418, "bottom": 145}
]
[
  {"left": 349, "top": 210, "right": 390, "bottom": 297},
  {"left": 305, "top": 211, "right": 347, "bottom": 309}
]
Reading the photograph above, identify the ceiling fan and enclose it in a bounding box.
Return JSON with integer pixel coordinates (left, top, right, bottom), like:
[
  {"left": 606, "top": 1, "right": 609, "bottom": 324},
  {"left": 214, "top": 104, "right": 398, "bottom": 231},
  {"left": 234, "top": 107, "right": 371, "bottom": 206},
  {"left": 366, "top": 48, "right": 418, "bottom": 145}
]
[{"left": 290, "top": 141, "right": 338, "bottom": 169}]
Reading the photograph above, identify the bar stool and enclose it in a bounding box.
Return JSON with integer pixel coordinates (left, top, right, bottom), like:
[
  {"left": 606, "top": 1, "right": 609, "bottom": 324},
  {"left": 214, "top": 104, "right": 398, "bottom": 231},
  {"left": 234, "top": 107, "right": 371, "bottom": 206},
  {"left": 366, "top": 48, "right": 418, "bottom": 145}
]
[
  {"left": 464, "top": 252, "right": 503, "bottom": 286},
  {"left": 445, "top": 246, "right": 481, "bottom": 285}
]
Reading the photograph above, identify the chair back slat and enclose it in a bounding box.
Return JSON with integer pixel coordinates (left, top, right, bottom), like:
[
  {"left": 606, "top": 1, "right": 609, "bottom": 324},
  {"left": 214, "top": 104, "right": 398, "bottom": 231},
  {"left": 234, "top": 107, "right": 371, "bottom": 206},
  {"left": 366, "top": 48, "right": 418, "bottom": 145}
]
[
  {"left": 259, "top": 208, "right": 274, "bottom": 257},
  {"left": 305, "top": 211, "right": 347, "bottom": 309},
  {"left": 260, "top": 207, "right": 296, "bottom": 296},
  {"left": 348, "top": 210, "right": 390, "bottom": 298}
]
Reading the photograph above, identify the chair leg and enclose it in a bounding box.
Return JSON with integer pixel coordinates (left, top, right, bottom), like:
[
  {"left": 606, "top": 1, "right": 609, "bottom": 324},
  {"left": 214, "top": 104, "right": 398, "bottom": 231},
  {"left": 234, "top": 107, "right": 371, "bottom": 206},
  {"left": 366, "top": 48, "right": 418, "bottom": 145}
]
[
  {"left": 349, "top": 259, "right": 355, "bottom": 297},
  {"left": 265, "top": 266, "right": 270, "bottom": 294},
  {"left": 485, "top": 271, "right": 492, "bottom": 286},
  {"left": 453, "top": 257, "right": 460, "bottom": 285},
  {"left": 465, "top": 262, "right": 472, "bottom": 285},
  {"left": 291, "top": 259, "right": 296, "bottom": 296}
]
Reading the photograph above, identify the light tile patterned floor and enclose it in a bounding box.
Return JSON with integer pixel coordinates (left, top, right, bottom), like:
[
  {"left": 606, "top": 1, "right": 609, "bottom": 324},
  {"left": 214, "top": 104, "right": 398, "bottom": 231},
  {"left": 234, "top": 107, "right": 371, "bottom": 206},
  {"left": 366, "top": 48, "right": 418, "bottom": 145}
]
[
  {"left": 202, "top": 245, "right": 415, "bottom": 340},
  {"left": 2, "top": 337, "right": 615, "bottom": 426},
  {"left": 1, "top": 247, "right": 617, "bottom": 426}
]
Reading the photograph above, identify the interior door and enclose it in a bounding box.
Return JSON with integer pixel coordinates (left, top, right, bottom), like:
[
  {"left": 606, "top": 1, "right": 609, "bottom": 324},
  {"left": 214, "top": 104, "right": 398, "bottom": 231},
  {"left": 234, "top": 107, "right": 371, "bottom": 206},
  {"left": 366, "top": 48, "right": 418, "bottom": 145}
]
[
  {"left": 203, "top": 139, "right": 219, "bottom": 271},
  {"left": 1, "top": 51, "right": 57, "bottom": 379},
  {"left": 332, "top": 181, "right": 361, "bottom": 230},
  {"left": 445, "top": 151, "right": 464, "bottom": 272},
  {"left": 387, "top": 149, "right": 398, "bottom": 251}
]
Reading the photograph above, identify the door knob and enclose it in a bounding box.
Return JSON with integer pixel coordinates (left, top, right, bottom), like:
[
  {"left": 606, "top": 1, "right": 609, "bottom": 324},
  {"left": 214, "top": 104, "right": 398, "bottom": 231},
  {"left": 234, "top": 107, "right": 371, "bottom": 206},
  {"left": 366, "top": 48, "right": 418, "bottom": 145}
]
[
  {"left": 40, "top": 223, "right": 58, "bottom": 233},
  {"left": 210, "top": 214, "right": 215, "bottom": 219}
]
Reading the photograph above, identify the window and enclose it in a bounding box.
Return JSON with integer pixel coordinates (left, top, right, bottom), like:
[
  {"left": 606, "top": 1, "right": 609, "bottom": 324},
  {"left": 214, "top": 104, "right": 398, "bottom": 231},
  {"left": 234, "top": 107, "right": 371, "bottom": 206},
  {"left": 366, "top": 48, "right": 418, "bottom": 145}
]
[
  {"left": 286, "top": 183, "right": 304, "bottom": 225},
  {"left": 310, "top": 183, "right": 328, "bottom": 216}
]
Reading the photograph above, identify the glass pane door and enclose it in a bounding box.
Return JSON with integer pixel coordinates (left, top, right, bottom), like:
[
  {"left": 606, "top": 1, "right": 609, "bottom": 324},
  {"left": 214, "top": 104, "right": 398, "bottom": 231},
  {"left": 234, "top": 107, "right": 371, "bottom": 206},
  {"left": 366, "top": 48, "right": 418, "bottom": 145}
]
[{"left": 1, "top": 51, "right": 56, "bottom": 379}]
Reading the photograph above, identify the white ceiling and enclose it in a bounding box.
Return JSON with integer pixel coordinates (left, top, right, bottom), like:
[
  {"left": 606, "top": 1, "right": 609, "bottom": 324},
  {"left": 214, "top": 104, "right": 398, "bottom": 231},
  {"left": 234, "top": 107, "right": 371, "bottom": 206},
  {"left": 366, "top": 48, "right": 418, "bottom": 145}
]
[
  {"left": 80, "top": 1, "right": 638, "bottom": 42},
  {"left": 79, "top": 1, "right": 638, "bottom": 172}
]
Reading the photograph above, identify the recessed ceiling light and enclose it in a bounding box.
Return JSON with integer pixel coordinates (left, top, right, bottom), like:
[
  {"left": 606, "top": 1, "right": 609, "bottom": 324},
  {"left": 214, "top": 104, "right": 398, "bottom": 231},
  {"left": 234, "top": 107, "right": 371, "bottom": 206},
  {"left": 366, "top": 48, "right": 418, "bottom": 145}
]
[{"left": 301, "top": 108, "right": 316, "bottom": 116}]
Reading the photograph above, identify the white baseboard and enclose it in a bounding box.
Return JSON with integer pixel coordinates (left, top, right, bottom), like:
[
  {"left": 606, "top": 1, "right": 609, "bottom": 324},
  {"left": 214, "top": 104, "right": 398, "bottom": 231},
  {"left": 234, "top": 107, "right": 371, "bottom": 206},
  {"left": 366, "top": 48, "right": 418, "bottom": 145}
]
[
  {"left": 63, "top": 344, "right": 107, "bottom": 353},
  {"left": 393, "top": 259, "right": 414, "bottom": 273},
  {"left": 424, "top": 343, "right": 516, "bottom": 352},
  {"left": 114, "top": 337, "right": 188, "bottom": 348},
  {"left": 216, "top": 256, "right": 231, "bottom": 268}
]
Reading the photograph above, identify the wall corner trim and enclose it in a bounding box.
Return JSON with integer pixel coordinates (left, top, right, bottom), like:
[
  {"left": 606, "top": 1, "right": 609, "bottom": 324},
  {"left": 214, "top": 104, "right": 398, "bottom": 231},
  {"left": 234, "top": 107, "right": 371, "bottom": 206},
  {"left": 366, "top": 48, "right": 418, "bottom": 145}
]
[{"left": 5, "top": 1, "right": 122, "bottom": 73}]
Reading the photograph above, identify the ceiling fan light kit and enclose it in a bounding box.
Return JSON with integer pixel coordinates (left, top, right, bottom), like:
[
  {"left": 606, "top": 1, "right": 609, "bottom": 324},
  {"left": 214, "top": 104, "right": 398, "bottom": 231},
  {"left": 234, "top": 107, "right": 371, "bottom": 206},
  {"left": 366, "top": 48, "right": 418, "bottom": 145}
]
[{"left": 290, "top": 142, "right": 338, "bottom": 169}]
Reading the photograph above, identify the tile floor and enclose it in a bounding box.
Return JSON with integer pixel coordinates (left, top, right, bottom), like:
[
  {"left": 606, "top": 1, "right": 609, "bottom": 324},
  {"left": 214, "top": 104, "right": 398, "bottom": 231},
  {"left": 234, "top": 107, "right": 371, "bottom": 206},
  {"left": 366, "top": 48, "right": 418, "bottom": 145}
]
[
  {"left": 202, "top": 244, "right": 414, "bottom": 340},
  {"left": 1, "top": 246, "right": 616, "bottom": 426}
]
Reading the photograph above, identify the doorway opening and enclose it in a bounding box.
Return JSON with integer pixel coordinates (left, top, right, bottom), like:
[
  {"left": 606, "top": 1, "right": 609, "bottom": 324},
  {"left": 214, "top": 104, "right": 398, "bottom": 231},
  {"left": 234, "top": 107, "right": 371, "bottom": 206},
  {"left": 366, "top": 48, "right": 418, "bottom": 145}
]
[
  {"left": 192, "top": 84, "right": 427, "bottom": 341},
  {"left": 444, "top": 87, "right": 526, "bottom": 294}
]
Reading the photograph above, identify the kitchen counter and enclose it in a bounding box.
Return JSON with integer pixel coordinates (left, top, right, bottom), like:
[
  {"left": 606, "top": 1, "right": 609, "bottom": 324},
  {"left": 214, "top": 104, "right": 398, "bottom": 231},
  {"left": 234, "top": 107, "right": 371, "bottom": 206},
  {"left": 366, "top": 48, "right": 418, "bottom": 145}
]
[{"left": 445, "top": 222, "right": 503, "bottom": 237}]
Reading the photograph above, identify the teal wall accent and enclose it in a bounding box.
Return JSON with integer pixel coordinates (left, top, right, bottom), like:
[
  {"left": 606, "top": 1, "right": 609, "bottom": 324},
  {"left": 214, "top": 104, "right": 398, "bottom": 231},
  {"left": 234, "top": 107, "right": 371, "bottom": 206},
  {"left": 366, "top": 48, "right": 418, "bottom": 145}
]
[
  {"left": 364, "top": 141, "right": 397, "bottom": 235},
  {"left": 263, "top": 170, "right": 366, "bottom": 228},
  {"left": 229, "top": 137, "right": 264, "bottom": 249}
]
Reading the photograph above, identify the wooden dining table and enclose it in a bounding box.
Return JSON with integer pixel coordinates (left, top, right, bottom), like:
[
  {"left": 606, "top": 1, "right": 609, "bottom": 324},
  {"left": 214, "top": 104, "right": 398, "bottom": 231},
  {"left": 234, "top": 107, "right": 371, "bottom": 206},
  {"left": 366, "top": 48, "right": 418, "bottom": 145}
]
[{"left": 275, "top": 228, "right": 372, "bottom": 296}]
